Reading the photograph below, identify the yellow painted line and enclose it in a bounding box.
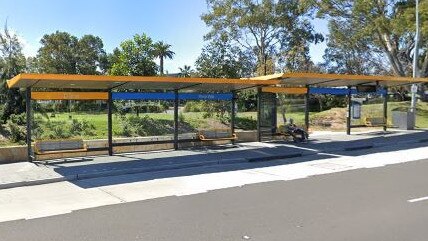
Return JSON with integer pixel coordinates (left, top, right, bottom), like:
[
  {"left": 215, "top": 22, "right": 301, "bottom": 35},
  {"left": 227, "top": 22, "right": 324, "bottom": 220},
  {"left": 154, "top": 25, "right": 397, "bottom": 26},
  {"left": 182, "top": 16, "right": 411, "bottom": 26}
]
[
  {"left": 262, "top": 87, "right": 308, "bottom": 94},
  {"left": 31, "top": 92, "right": 108, "bottom": 100}
]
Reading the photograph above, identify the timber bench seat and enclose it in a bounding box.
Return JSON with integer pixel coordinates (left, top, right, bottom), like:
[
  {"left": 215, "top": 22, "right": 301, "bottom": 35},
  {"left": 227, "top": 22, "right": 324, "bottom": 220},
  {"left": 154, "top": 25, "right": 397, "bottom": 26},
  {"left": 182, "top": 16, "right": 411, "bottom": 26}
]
[
  {"left": 198, "top": 129, "right": 237, "bottom": 141},
  {"left": 34, "top": 139, "right": 88, "bottom": 156},
  {"left": 364, "top": 117, "right": 387, "bottom": 127}
]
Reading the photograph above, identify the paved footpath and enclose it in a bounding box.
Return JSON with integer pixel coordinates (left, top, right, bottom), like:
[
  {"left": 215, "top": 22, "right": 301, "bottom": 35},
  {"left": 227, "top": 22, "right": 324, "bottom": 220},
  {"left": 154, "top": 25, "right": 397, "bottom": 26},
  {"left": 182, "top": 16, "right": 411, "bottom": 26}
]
[
  {"left": 0, "top": 157, "right": 427, "bottom": 240},
  {"left": 1, "top": 130, "right": 427, "bottom": 190}
]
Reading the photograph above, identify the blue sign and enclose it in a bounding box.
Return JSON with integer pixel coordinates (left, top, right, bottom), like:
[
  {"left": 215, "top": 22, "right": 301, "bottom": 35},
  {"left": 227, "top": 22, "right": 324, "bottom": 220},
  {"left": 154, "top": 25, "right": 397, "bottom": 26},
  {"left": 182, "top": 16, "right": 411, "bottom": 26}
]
[
  {"left": 309, "top": 87, "right": 349, "bottom": 95},
  {"left": 179, "top": 93, "right": 233, "bottom": 101},
  {"left": 309, "top": 88, "right": 387, "bottom": 96},
  {"left": 112, "top": 92, "right": 175, "bottom": 100},
  {"left": 112, "top": 92, "right": 233, "bottom": 101}
]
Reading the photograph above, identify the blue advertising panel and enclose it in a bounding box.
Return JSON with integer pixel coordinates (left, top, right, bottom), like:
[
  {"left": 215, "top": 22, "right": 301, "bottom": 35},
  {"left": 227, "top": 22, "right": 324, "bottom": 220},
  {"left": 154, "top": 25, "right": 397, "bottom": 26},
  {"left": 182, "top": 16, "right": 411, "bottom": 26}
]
[
  {"left": 112, "top": 92, "right": 175, "bottom": 100},
  {"left": 179, "top": 93, "right": 233, "bottom": 101},
  {"left": 309, "top": 88, "right": 387, "bottom": 96},
  {"left": 309, "top": 87, "right": 349, "bottom": 95},
  {"left": 112, "top": 92, "right": 233, "bottom": 101}
]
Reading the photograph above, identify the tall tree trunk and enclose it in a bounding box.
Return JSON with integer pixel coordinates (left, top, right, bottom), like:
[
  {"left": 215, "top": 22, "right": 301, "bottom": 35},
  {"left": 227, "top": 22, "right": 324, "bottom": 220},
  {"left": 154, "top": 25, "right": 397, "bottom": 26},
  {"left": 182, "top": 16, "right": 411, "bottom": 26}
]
[
  {"left": 421, "top": 51, "right": 428, "bottom": 77},
  {"left": 377, "top": 32, "right": 406, "bottom": 76},
  {"left": 160, "top": 56, "right": 164, "bottom": 75}
]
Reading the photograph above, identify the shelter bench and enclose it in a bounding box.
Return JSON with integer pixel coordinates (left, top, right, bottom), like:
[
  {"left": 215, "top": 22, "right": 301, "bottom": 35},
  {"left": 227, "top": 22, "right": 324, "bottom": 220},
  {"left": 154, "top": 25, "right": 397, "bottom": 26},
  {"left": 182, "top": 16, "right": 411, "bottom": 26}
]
[
  {"left": 364, "top": 117, "right": 387, "bottom": 127},
  {"left": 34, "top": 139, "right": 88, "bottom": 158},
  {"left": 198, "top": 129, "right": 237, "bottom": 141}
]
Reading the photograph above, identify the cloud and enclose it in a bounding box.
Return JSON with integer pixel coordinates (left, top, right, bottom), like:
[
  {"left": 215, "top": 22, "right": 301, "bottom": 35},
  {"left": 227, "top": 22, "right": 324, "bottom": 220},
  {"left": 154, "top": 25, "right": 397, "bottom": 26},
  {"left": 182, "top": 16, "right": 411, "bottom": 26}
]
[{"left": 6, "top": 28, "right": 39, "bottom": 57}]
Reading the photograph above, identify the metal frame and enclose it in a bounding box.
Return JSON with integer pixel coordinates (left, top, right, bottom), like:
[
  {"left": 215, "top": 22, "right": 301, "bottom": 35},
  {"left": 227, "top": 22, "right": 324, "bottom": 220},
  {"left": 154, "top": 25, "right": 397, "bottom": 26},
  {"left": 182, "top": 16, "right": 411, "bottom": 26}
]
[
  {"left": 347, "top": 86, "right": 352, "bottom": 135},
  {"left": 107, "top": 90, "right": 113, "bottom": 156},
  {"left": 173, "top": 89, "right": 179, "bottom": 150},
  {"left": 26, "top": 87, "right": 32, "bottom": 161},
  {"left": 256, "top": 87, "right": 262, "bottom": 142},
  {"left": 231, "top": 91, "right": 236, "bottom": 144}
]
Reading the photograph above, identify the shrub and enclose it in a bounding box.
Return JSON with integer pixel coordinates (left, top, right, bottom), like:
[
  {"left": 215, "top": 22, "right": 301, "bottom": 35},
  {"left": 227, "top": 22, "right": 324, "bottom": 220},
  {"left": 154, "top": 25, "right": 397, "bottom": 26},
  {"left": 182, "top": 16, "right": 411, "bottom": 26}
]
[
  {"left": 183, "top": 101, "right": 205, "bottom": 112},
  {"left": 6, "top": 122, "right": 26, "bottom": 143},
  {"left": 117, "top": 115, "right": 175, "bottom": 137},
  {"left": 235, "top": 116, "right": 257, "bottom": 130},
  {"left": 4, "top": 113, "right": 27, "bottom": 143}
]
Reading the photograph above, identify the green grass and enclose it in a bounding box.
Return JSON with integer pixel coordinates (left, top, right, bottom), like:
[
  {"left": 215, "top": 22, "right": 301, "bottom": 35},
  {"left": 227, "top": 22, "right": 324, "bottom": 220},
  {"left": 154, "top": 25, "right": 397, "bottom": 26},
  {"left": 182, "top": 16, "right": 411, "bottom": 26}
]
[
  {"left": 2, "top": 101, "right": 428, "bottom": 146},
  {"left": 33, "top": 111, "right": 214, "bottom": 140}
]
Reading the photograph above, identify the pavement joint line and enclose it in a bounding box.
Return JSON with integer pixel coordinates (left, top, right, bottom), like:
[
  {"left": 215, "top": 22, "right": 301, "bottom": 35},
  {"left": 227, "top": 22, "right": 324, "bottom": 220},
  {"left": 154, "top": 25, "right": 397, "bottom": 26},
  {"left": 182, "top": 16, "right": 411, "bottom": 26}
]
[
  {"left": 99, "top": 187, "right": 127, "bottom": 203},
  {"left": 407, "top": 196, "right": 428, "bottom": 203}
]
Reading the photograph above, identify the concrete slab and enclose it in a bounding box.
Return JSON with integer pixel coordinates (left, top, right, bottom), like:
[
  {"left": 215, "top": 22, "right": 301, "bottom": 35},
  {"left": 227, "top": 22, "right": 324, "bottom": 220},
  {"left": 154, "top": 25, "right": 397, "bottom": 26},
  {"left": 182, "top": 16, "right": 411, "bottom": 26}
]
[{"left": 0, "top": 129, "right": 426, "bottom": 191}]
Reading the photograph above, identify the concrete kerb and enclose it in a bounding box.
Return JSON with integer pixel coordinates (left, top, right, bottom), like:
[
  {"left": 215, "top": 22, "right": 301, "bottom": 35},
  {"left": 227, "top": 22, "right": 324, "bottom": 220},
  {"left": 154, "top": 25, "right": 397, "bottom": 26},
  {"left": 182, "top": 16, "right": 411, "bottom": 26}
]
[{"left": 0, "top": 135, "right": 427, "bottom": 190}]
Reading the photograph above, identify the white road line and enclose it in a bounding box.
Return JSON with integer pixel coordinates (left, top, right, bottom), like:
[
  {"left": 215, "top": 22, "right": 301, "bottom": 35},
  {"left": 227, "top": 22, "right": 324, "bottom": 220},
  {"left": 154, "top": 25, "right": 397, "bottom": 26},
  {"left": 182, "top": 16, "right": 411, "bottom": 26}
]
[{"left": 408, "top": 196, "right": 428, "bottom": 203}]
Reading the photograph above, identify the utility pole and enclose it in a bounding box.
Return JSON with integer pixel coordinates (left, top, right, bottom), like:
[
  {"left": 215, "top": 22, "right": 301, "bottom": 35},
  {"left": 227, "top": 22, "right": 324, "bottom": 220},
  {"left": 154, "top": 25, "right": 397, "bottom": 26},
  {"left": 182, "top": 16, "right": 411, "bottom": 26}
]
[{"left": 411, "top": 0, "right": 420, "bottom": 113}]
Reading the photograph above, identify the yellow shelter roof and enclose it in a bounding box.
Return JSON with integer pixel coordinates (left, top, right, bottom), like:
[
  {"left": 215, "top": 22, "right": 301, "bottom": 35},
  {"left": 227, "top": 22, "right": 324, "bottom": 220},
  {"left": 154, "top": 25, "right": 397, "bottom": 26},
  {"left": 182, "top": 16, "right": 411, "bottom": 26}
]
[
  {"left": 7, "top": 73, "right": 278, "bottom": 92},
  {"left": 251, "top": 72, "right": 428, "bottom": 87}
]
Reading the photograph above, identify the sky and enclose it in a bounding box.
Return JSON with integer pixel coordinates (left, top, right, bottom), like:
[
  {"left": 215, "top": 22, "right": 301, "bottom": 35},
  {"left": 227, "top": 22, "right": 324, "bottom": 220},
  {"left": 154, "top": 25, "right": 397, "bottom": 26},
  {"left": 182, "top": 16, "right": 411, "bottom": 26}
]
[{"left": 0, "top": 0, "right": 328, "bottom": 73}]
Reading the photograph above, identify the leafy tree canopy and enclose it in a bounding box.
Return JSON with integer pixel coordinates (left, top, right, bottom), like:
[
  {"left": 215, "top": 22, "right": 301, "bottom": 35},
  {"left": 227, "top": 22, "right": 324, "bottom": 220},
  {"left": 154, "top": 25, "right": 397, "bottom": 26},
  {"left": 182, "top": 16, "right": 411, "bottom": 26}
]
[
  {"left": 195, "top": 36, "right": 255, "bottom": 78},
  {"left": 0, "top": 26, "right": 26, "bottom": 122},
  {"left": 109, "top": 34, "right": 158, "bottom": 76},
  {"left": 202, "top": 0, "right": 323, "bottom": 75},
  {"left": 312, "top": 0, "right": 428, "bottom": 77},
  {"left": 37, "top": 31, "right": 107, "bottom": 74}
]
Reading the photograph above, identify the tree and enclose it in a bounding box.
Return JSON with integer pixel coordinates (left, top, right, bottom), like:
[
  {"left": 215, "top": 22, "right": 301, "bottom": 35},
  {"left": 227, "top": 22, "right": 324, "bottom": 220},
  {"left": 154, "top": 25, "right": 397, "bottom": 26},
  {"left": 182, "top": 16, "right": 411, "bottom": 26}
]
[
  {"left": 313, "top": 0, "right": 428, "bottom": 77},
  {"left": 0, "top": 25, "right": 26, "bottom": 122},
  {"left": 178, "top": 65, "right": 193, "bottom": 77},
  {"left": 321, "top": 20, "right": 389, "bottom": 75},
  {"left": 202, "top": 0, "right": 323, "bottom": 75},
  {"left": 109, "top": 34, "right": 157, "bottom": 76},
  {"left": 37, "top": 31, "right": 106, "bottom": 74},
  {"left": 195, "top": 36, "right": 255, "bottom": 78},
  {"left": 153, "top": 41, "right": 175, "bottom": 75}
]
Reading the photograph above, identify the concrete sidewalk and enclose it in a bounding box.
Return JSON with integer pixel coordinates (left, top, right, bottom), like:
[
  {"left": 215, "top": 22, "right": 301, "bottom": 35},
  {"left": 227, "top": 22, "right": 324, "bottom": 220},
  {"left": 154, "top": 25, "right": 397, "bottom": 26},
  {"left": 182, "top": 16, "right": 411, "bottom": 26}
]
[{"left": 0, "top": 129, "right": 427, "bottom": 190}]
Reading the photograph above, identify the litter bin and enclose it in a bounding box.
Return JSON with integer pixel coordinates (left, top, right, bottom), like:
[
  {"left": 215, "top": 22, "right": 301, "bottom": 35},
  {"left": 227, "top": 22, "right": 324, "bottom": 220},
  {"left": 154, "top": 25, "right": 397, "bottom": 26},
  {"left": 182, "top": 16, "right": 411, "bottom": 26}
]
[{"left": 392, "top": 111, "right": 415, "bottom": 130}]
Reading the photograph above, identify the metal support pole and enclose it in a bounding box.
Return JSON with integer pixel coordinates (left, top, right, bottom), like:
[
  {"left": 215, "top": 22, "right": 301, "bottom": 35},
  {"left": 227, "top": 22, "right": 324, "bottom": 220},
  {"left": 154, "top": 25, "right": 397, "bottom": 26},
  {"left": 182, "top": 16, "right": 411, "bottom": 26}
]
[
  {"left": 272, "top": 93, "right": 277, "bottom": 135},
  {"left": 174, "top": 90, "right": 179, "bottom": 150},
  {"left": 26, "top": 87, "right": 32, "bottom": 161},
  {"left": 304, "top": 86, "right": 310, "bottom": 132},
  {"left": 257, "top": 87, "right": 262, "bottom": 142},
  {"left": 411, "top": 0, "right": 420, "bottom": 113},
  {"left": 383, "top": 87, "right": 388, "bottom": 132},
  {"left": 231, "top": 91, "right": 236, "bottom": 144},
  {"left": 347, "top": 86, "right": 352, "bottom": 135},
  {"left": 107, "top": 90, "right": 113, "bottom": 156}
]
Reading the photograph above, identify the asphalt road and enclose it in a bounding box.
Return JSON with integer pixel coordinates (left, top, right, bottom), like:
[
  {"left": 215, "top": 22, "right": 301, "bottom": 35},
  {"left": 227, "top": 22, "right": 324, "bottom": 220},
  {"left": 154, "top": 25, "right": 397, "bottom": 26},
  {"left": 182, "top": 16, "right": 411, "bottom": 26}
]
[{"left": 0, "top": 159, "right": 427, "bottom": 241}]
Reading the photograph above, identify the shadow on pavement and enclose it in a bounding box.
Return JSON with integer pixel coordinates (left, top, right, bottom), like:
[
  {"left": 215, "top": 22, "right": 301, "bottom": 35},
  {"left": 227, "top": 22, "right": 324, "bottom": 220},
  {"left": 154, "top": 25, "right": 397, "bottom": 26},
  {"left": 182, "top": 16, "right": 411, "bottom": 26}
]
[{"left": 46, "top": 130, "right": 428, "bottom": 189}]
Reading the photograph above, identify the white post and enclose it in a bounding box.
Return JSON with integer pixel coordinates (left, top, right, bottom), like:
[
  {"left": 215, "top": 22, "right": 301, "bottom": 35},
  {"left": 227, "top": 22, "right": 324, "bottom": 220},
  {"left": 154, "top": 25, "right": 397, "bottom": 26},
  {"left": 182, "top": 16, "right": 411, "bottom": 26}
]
[{"left": 411, "top": 0, "right": 419, "bottom": 113}]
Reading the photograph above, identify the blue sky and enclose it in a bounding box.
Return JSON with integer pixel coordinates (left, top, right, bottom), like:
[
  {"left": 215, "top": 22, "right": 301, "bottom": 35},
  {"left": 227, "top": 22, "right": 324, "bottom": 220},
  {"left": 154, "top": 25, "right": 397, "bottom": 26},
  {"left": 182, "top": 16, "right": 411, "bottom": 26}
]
[{"left": 0, "top": 0, "right": 328, "bottom": 73}]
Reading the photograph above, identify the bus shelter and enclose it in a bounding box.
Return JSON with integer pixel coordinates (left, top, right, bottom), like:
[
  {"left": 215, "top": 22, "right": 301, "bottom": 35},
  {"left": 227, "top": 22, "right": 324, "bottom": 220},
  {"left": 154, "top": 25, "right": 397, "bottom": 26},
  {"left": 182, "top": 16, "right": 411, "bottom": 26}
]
[
  {"left": 7, "top": 72, "right": 428, "bottom": 161},
  {"left": 252, "top": 73, "right": 428, "bottom": 139},
  {"left": 7, "top": 73, "right": 277, "bottom": 161}
]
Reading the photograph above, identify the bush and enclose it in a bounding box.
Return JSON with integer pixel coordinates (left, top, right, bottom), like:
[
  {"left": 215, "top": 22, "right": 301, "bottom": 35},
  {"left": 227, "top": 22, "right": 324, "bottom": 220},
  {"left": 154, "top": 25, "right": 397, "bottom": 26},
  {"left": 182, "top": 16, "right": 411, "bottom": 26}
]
[
  {"left": 183, "top": 101, "right": 206, "bottom": 112},
  {"left": 70, "top": 119, "right": 96, "bottom": 136},
  {"left": 4, "top": 113, "right": 27, "bottom": 143},
  {"left": 235, "top": 116, "right": 257, "bottom": 130},
  {"left": 6, "top": 122, "right": 26, "bottom": 143},
  {"left": 117, "top": 115, "right": 174, "bottom": 137}
]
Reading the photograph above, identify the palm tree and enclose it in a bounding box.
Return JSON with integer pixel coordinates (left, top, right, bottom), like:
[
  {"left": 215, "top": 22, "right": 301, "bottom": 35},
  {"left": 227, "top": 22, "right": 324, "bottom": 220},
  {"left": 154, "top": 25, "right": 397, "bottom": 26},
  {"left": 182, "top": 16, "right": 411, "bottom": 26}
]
[
  {"left": 153, "top": 41, "right": 175, "bottom": 75},
  {"left": 179, "top": 65, "right": 192, "bottom": 77}
]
